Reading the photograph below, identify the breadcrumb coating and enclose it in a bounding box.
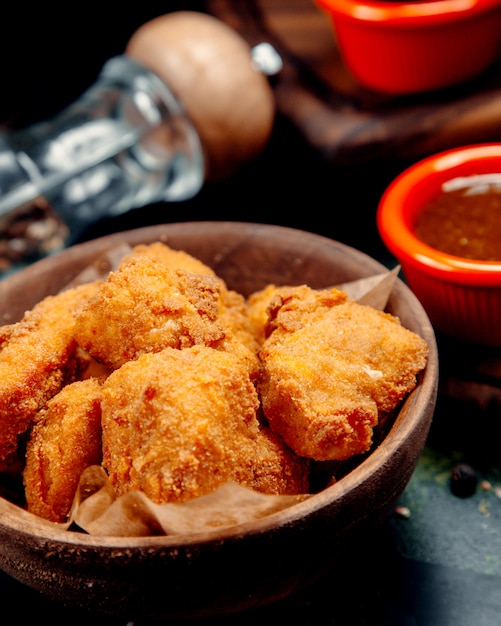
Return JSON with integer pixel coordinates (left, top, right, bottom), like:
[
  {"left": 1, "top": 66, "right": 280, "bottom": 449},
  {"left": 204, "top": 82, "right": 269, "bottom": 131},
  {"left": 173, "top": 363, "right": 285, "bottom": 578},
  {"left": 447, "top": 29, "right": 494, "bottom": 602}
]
[
  {"left": 0, "top": 282, "right": 100, "bottom": 465},
  {"left": 74, "top": 255, "right": 225, "bottom": 370},
  {"left": 101, "top": 345, "right": 309, "bottom": 503},
  {"left": 23, "top": 377, "right": 103, "bottom": 522},
  {"left": 0, "top": 241, "right": 429, "bottom": 526},
  {"left": 74, "top": 242, "right": 260, "bottom": 377},
  {"left": 258, "top": 286, "right": 429, "bottom": 461}
]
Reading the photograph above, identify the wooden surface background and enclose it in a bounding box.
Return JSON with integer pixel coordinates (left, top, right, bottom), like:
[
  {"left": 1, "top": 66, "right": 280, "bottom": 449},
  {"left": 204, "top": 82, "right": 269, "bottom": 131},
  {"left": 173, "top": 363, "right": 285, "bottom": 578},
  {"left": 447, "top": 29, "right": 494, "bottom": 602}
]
[{"left": 208, "top": 0, "right": 501, "bottom": 166}]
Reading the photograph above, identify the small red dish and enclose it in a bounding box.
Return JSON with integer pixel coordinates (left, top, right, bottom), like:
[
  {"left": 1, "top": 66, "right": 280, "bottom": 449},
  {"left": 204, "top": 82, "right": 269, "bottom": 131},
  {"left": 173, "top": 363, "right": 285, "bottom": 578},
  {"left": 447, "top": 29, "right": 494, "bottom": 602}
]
[
  {"left": 316, "top": 0, "right": 501, "bottom": 95},
  {"left": 377, "top": 143, "right": 501, "bottom": 346}
]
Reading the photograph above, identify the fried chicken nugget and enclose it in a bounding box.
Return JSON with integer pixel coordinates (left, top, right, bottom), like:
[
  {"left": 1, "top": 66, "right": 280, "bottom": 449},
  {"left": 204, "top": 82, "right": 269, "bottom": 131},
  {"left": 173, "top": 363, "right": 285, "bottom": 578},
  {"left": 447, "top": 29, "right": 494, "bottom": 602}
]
[
  {"left": 258, "top": 286, "right": 429, "bottom": 461},
  {"left": 74, "top": 254, "right": 226, "bottom": 370},
  {"left": 75, "top": 242, "right": 261, "bottom": 377},
  {"left": 23, "top": 377, "right": 103, "bottom": 523},
  {"left": 101, "top": 345, "right": 308, "bottom": 503},
  {"left": 0, "top": 282, "right": 100, "bottom": 465}
]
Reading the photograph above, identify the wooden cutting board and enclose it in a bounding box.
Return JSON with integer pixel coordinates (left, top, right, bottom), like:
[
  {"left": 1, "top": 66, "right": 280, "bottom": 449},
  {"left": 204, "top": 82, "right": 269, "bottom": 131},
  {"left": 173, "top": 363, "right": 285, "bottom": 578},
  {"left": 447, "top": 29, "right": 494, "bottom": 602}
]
[{"left": 207, "top": 0, "right": 501, "bottom": 167}]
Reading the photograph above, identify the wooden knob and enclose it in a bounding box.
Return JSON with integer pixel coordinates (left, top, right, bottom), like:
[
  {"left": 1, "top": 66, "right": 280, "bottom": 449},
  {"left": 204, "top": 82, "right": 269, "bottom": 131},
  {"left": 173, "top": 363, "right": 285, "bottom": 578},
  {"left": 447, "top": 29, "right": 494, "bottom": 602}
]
[{"left": 126, "top": 11, "right": 276, "bottom": 181}]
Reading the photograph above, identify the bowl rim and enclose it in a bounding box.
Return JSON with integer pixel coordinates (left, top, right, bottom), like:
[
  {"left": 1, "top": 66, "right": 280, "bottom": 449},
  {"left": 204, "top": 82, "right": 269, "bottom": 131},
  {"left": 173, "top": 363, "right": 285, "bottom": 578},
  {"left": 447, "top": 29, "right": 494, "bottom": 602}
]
[
  {"left": 377, "top": 143, "right": 501, "bottom": 286},
  {"left": 316, "top": 0, "right": 500, "bottom": 26},
  {"left": 0, "top": 221, "right": 439, "bottom": 550}
]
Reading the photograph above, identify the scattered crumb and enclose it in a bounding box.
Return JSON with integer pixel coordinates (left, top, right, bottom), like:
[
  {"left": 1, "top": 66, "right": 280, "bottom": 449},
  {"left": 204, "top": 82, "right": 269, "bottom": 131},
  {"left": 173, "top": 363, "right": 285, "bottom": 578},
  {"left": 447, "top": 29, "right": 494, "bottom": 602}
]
[
  {"left": 478, "top": 500, "right": 490, "bottom": 516},
  {"left": 394, "top": 505, "right": 411, "bottom": 519}
]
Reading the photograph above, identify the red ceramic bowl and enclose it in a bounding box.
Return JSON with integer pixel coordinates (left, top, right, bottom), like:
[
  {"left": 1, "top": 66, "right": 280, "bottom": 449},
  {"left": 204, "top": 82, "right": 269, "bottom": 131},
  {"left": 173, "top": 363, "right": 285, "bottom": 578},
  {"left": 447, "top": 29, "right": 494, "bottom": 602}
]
[
  {"left": 377, "top": 143, "right": 501, "bottom": 346},
  {"left": 316, "top": 0, "right": 501, "bottom": 95}
]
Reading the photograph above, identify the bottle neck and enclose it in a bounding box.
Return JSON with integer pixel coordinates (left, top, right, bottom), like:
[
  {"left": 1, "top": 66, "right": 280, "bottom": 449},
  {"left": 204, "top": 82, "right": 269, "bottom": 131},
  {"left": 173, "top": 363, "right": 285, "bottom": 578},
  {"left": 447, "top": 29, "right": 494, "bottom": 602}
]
[{"left": 0, "top": 55, "right": 204, "bottom": 241}]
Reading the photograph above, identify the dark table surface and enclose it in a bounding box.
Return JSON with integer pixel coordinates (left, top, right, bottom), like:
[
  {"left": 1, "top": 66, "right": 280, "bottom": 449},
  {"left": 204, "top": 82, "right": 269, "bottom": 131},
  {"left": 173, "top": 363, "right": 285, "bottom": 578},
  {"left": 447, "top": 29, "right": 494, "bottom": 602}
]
[{"left": 1, "top": 3, "right": 501, "bottom": 624}]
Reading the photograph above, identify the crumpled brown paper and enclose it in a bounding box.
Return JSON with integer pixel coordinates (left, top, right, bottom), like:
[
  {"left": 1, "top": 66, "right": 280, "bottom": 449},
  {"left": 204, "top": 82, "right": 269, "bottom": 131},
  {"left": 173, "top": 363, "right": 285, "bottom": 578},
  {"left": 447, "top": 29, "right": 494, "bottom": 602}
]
[
  {"left": 67, "top": 466, "right": 309, "bottom": 537},
  {"left": 60, "top": 249, "right": 401, "bottom": 538},
  {"left": 338, "top": 265, "right": 400, "bottom": 308}
]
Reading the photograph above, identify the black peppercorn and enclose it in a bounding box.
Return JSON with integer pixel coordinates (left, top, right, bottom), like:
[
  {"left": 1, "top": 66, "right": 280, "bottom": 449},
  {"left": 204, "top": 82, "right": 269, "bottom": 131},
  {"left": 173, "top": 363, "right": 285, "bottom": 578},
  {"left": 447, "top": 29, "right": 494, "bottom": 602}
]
[{"left": 450, "top": 463, "right": 477, "bottom": 498}]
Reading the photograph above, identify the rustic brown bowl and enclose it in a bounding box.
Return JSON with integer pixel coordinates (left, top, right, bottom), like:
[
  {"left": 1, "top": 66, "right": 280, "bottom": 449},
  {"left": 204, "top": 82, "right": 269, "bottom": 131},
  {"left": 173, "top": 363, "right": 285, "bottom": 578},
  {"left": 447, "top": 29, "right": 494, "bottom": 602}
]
[{"left": 0, "top": 222, "right": 438, "bottom": 621}]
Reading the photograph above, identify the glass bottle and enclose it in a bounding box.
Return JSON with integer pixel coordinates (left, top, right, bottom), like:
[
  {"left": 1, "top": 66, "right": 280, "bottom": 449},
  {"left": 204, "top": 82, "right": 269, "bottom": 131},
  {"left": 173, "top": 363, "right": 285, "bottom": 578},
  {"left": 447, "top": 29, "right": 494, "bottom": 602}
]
[{"left": 0, "top": 55, "right": 204, "bottom": 243}]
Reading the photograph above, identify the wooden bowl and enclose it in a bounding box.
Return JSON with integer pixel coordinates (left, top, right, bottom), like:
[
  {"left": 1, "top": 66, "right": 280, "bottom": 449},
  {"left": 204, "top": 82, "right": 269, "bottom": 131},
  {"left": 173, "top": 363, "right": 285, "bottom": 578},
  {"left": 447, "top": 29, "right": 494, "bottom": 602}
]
[{"left": 0, "top": 222, "right": 438, "bottom": 621}]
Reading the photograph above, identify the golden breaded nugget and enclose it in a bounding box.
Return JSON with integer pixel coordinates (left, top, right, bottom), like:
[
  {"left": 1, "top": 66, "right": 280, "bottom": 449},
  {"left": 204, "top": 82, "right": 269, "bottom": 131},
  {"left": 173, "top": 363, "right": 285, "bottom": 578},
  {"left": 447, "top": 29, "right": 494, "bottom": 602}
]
[
  {"left": 74, "top": 254, "right": 225, "bottom": 370},
  {"left": 258, "top": 286, "right": 428, "bottom": 461},
  {"left": 101, "top": 345, "right": 308, "bottom": 503},
  {"left": 75, "top": 242, "right": 261, "bottom": 376},
  {"left": 23, "top": 377, "right": 103, "bottom": 522},
  {"left": 0, "top": 282, "right": 100, "bottom": 464}
]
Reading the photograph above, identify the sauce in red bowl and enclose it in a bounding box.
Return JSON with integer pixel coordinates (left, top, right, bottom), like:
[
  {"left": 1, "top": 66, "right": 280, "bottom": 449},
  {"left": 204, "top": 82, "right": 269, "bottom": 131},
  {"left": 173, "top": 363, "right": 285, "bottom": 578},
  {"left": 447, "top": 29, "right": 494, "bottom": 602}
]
[{"left": 377, "top": 144, "right": 501, "bottom": 345}]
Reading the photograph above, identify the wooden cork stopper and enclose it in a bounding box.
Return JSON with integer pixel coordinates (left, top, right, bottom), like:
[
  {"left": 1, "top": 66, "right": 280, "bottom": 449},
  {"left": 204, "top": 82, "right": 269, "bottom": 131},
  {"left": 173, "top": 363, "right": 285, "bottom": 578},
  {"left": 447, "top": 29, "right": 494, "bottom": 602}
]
[{"left": 126, "top": 11, "right": 276, "bottom": 181}]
